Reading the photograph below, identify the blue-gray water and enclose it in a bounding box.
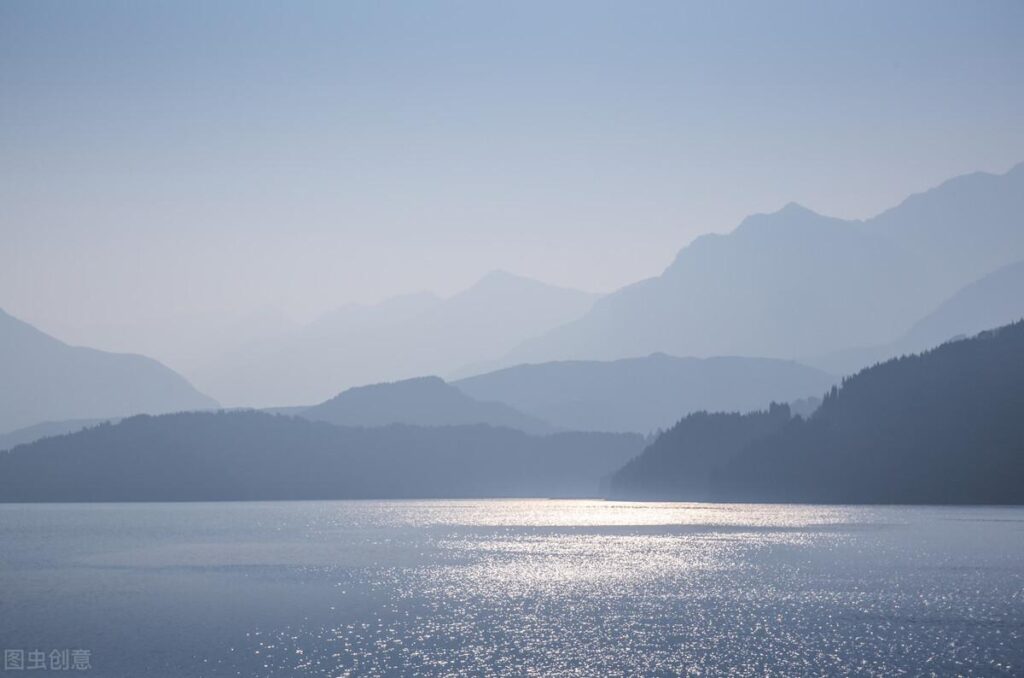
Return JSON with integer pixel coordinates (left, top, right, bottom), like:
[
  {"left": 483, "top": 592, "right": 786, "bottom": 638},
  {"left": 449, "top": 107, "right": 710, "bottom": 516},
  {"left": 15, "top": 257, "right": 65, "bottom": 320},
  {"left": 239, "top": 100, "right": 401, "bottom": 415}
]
[{"left": 1, "top": 500, "right": 1022, "bottom": 676}]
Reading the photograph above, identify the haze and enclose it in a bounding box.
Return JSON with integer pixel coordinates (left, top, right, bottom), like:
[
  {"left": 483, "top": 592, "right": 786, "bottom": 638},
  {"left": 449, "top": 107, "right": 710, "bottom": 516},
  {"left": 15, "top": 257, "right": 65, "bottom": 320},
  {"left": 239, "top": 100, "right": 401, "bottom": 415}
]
[
  {"left": 4, "top": 5, "right": 1024, "bottom": 673},
  {"left": 3, "top": 0, "right": 1022, "bottom": 361}
]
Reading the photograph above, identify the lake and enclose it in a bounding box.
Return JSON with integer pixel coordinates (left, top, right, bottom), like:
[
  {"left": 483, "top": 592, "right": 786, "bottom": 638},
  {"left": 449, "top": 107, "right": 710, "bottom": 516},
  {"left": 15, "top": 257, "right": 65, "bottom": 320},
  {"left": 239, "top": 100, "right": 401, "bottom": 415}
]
[{"left": 1, "top": 500, "right": 1022, "bottom": 676}]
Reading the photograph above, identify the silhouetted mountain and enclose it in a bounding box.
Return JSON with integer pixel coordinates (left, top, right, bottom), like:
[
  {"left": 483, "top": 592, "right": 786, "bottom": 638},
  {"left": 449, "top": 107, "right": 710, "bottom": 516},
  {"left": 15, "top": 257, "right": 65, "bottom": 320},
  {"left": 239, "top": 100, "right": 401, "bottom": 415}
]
[
  {"left": 611, "top": 320, "right": 1024, "bottom": 504},
  {"left": 197, "top": 271, "right": 598, "bottom": 407},
  {"left": 0, "top": 309, "right": 217, "bottom": 433},
  {"left": 813, "top": 260, "right": 1024, "bottom": 374},
  {"left": 713, "top": 320, "right": 1024, "bottom": 503},
  {"left": 609, "top": 404, "right": 792, "bottom": 501},
  {"left": 0, "top": 411, "right": 643, "bottom": 501},
  {"left": 301, "top": 376, "right": 554, "bottom": 434},
  {"left": 455, "top": 354, "right": 834, "bottom": 433},
  {"left": 494, "top": 164, "right": 1024, "bottom": 368}
]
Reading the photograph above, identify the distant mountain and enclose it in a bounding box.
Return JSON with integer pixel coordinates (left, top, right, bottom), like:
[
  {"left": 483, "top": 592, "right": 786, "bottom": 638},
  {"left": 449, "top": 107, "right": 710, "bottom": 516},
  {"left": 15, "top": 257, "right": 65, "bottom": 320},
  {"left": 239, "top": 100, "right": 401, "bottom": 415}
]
[
  {"left": 610, "top": 320, "right": 1024, "bottom": 504},
  {"left": 864, "top": 163, "right": 1024, "bottom": 292},
  {"left": 0, "top": 309, "right": 217, "bottom": 433},
  {"left": 196, "top": 271, "right": 598, "bottom": 407},
  {"left": 300, "top": 376, "right": 554, "bottom": 434},
  {"left": 904, "top": 261, "right": 1024, "bottom": 347},
  {"left": 42, "top": 305, "right": 303, "bottom": 386},
  {"left": 0, "top": 412, "right": 644, "bottom": 501},
  {"left": 492, "top": 164, "right": 1024, "bottom": 369},
  {"left": 813, "top": 260, "right": 1024, "bottom": 374},
  {"left": 454, "top": 354, "right": 834, "bottom": 434}
]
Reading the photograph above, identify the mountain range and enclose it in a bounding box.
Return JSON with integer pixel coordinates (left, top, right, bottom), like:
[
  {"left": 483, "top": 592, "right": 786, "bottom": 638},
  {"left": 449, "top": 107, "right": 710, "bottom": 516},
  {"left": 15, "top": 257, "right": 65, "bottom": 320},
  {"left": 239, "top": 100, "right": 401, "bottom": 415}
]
[
  {"left": 5, "top": 163, "right": 1023, "bottom": 450},
  {"left": 10, "top": 319, "right": 1022, "bottom": 504},
  {"left": 1, "top": 355, "right": 829, "bottom": 448},
  {"left": 194, "top": 271, "right": 598, "bottom": 407},
  {"left": 491, "top": 163, "right": 1024, "bottom": 370},
  {"left": 611, "top": 320, "right": 1024, "bottom": 504}
]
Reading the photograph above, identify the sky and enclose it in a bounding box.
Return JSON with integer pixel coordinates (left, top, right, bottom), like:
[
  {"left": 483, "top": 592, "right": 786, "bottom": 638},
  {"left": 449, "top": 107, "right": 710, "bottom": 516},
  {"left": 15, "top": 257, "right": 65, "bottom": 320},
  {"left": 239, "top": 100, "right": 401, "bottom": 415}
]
[{"left": 2, "top": 0, "right": 1023, "bottom": 349}]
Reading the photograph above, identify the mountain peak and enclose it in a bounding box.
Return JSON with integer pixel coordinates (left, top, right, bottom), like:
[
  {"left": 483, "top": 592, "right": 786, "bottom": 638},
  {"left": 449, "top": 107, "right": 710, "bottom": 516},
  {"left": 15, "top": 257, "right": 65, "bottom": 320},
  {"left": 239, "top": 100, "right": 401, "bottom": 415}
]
[
  {"left": 301, "top": 375, "right": 554, "bottom": 434},
  {"left": 731, "top": 201, "right": 835, "bottom": 237},
  {"left": 777, "top": 201, "right": 815, "bottom": 216},
  {"left": 320, "top": 375, "right": 448, "bottom": 403}
]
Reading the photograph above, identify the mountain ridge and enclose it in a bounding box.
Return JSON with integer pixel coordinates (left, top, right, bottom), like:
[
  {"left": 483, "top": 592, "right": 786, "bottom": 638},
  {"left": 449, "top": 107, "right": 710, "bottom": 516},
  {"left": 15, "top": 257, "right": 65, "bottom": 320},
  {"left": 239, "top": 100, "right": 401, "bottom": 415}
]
[
  {"left": 0, "top": 308, "right": 217, "bottom": 433},
  {"left": 810, "top": 260, "right": 1024, "bottom": 374},
  {"left": 488, "top": 163, "right": 1023, "bottom": 370},
  {"left": 300, "top": 375, "right": 555, "bottom": 434},
  {"left": 0, "top": 411, "right": 643, "bottom": 501}
]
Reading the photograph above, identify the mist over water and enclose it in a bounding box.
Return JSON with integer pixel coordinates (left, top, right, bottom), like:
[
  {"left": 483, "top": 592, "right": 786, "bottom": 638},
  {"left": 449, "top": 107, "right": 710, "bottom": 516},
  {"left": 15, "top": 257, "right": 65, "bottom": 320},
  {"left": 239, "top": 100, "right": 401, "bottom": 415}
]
[
  {"left": 3, "top": 3, "right": 1024, "bottom": 675},
  {"left": 2, "top": 500, "right": 1021, "bottom": 677}
]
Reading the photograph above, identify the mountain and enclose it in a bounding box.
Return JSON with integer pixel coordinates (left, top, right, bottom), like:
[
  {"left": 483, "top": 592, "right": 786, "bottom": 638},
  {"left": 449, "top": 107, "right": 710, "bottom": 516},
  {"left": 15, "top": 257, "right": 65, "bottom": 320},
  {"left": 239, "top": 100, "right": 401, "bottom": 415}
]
[
  {"left": 0, "top": 309, "right": 217, "bottom": 433},
  {"left": 715, "top": 320, "right": 1024, "bottom": 503},
  {"left": 196, "top": 271, "right": 599, "bottom": 407},
  {"left": 454, "top": 354, "right": 835, "bottom": 434},
  {"left": 492, "top": 164, "right": 1024, "bottom": 369},
  {"left": 609, "top": 404, "right": 792, "bottom": 501},
  {"left": 300, "top": 376, "right": 554, "bottom": 434},
  {"left": 610, "top": 320, "right": 1024, "bottom": 504},
  {"left": 41, "top": 305, "right": 303, "bottom": 388},
  {"left": 0, "top": 411, "right": 644, "bottom": 502},
  {"left": 864, "top": 163, "right": 1024, "bottom": 293},
  {"left": 813, "top": 260, "right": 1024, "bottom": 374}
]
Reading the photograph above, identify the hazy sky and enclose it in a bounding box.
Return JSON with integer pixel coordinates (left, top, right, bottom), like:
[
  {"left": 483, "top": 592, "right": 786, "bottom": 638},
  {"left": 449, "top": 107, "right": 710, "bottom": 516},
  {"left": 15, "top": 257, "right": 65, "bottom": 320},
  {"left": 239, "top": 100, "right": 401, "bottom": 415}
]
[{"left": 2, "top": 1, "right": 1023, "bottom": 344}]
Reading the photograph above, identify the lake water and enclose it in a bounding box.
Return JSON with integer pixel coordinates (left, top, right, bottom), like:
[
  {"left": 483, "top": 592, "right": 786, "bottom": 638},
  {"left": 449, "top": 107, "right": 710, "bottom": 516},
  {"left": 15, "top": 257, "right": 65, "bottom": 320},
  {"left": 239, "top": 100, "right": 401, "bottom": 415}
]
[{"left": 1, "top": 500, "right": 1022, "bottom": 676}]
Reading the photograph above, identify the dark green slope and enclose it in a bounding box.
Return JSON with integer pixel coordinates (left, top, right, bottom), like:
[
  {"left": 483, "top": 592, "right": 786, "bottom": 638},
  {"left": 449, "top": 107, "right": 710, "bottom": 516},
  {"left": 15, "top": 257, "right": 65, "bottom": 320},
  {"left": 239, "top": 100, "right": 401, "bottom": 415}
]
[{"left": 610, "top": 320, "right": 1024, "bottom": 504}]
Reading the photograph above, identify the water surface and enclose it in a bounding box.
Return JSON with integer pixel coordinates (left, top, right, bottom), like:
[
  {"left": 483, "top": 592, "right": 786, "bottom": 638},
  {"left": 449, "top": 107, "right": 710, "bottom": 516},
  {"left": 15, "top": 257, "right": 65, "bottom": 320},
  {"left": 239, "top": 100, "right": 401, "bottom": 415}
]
[{"left": 1, "top": 500, "right": 1022, "bottom": 676}]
